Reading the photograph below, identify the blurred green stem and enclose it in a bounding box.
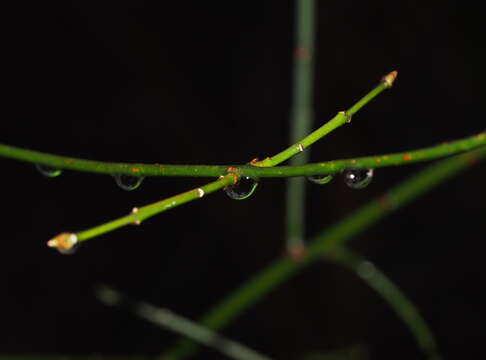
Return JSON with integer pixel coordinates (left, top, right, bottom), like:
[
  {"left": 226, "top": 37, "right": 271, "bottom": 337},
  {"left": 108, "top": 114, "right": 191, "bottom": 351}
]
[
  {"left": 160, "top": 146, "right": 486, "bottom": 359},
  {"left": 285, "top": 0, "right": 316, "bottom": 254},
  {"left": 96, "top": 286, "right": 271, "bottom": 360},
  {"left": 324, "top": 248, "right": 440, "bottom": 359}
]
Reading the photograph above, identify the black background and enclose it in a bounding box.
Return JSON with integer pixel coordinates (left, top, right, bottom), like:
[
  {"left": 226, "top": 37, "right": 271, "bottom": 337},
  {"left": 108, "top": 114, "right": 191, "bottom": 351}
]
[{"left": 1, "top": 1, "right": 484, "bottom": 359}]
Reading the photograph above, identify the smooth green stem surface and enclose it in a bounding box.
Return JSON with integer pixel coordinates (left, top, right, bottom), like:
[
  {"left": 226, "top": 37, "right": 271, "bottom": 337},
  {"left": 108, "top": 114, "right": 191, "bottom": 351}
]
[
  {"left": 252, "top": 71, "right": 392, "bottom": 168},
  {"left": 96, "top": 286, "right": 270, "bottom": 360},
  {"left": 2, "top": 132, "right": 483, "bottom": 179},
  {"left": 74, "top": 175, "right": 234, "bottom": 243},
  {"left": 161, "top": 146, "right": 486, "bottom": 359},
  {"left": 325, "top": 248, "right": 440, "bottom": 359},
  {"left": 286, "top": 0, "right": 316, "bottom": 252}
]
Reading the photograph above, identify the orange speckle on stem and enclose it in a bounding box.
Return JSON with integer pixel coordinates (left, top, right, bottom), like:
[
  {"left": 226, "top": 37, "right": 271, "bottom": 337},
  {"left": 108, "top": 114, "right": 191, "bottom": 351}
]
[
  {"left": 374, "top": 157, "right": 382, "bottom": 163},
  {"left": 402, "top": 154, "right": 412, "bottom": 161},
  {"left": 131, "top": 167, "right": 140, "bottom": 173},
  {"left": 287, "top": 245, "right": 307, "bottom": 262},
  {"left": 249, "top": 158, "right": 259, "bottom": 164},
  {"left": 294, "top": 47, "right": 310, "bottom": 60}
]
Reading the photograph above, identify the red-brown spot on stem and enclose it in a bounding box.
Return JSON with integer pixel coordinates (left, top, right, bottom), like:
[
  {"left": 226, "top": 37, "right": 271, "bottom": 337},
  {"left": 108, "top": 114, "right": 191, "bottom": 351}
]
[
  {"left": 378, "top": 195, "right": 394, "bottom": 211},
  {"left": 374, "top": 157, "right": 382, "bottom": 163},
  {"left": 131, "top": 167, "right": 140, "bottom": 173},
  {"left": 249, "top": 158, "right": 259, "bottom": 164},
  {"left": 294, "top": 47, "right": 310, "bottom": 60},
  {"left": 402, "top": 154, "right": 412, "bottom": 161},
  {"left": 287, "top": 245, "right": 307, "bottom": 262}
]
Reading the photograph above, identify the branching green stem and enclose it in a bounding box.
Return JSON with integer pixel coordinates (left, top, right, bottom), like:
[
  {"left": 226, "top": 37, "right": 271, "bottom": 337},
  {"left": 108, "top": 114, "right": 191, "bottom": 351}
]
[
  {"left": 160, "top": 146, "right": 486, "bottom": 359},
  {"left": 252, "top": 71, "right": 396, "bottom": 168},
  {"left": 324, "top": 248, "right": 440, "bottom": 359}
]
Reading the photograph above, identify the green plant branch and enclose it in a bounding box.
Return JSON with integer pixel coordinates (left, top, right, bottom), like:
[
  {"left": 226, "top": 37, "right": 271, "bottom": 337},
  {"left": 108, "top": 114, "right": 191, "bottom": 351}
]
[
  {"left": 44, "top": 135, "right": 486, "bottom": 251},
  {"left": 1, "top": 131, "right": 483, "bottom": 180},
  {"left": 252, "top": 71, "right": 396, "bottom": 168},
  {"left": 160, "top": 146, "right": 486, "bottom": 359},
  {"left": 96, "top": 286, "right": 271, "bottom": 360},
  {"left": 324, "top": 248, "right": 440, "bottom": 359},
  {"left": 285, "top": 0, "right": 316, "bottom": 254},
  {"left": 0, "top": 70, "right": 396, "bottom": 179},
  {"left": 47, "top": 174, "right": 235, "bottom": 252}
]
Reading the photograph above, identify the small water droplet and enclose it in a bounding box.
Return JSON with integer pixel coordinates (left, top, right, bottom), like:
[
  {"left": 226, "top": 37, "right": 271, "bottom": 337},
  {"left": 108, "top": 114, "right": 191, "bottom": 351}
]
[
  {"left": 343, "top": 168, "right": 373, "bottom": 189},
  {"left": 114, "top": 174, "right": 144, "bottom": 191},
  {"left": 36, "top": 164, "right": 62, "bottom": 178},
  {"left": 224, "top": 176, "right": 258, "bottom": 200},
  {"left": 307, "top": 174, "right": 334, "bottom": 185}
]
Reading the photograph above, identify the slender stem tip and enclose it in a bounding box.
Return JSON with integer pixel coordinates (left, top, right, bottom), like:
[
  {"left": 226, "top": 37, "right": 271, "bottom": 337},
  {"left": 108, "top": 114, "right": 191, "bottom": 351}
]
[
  {"left": 381, "top": 70, "right": 398, "bottom": 88},
  {"left": 47, "top": 232, "right": 78, "bottom": 251}
]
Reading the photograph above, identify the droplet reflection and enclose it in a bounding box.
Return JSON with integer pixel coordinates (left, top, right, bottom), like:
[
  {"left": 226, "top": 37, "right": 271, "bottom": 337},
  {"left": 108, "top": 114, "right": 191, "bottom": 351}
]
[
  {"left": 114, "top": 174, "right": 144, "bottom": 191},
  {"left": 224, "top": 176, "right": 259, "bottom": 200},
  {"left": 36, "top": 164, "right": 62, "bottom": 178},
  {"left": 343, "top": 168, "right": 373, "bottom": 189}
]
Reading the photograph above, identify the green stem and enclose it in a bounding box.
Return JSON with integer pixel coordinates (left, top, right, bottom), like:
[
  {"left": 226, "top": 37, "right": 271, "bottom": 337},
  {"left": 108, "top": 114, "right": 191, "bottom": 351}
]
[
  {"left": 252, "top": 71, "right": 396, "bottom": 168},
  {"left": 325, "top": 248, "right": 440, "bottom": 359},
  {"left": 285, "top": 0, "right": 316, "bottom": 254},
  {"left": 160, "top": 146, "right": 486, "bottom": 359},
  {"left": 2, "top": 131, "right": 483, "bottom": 179},
  {"left": 96, "top": 286, "right": 271, "bottom": 360},
  {"left": 47, "top": 175, "right": 235, "bottom": 251}
]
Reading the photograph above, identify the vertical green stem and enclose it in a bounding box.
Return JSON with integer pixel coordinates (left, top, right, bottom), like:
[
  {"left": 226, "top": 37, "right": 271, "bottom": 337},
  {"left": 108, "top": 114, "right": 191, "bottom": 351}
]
[{"left": 286, "top": 0, "right": 316, "bottom": 255}]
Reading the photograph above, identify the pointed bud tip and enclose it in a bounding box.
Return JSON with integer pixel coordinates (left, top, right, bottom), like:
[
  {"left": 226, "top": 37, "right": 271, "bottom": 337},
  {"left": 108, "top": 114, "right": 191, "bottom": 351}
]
[
  {"left": 47, "top": 232, "right": 78, "bottom": 251},
  {"left": 382, "top": 70, "right": 398, "bottom": 88}
]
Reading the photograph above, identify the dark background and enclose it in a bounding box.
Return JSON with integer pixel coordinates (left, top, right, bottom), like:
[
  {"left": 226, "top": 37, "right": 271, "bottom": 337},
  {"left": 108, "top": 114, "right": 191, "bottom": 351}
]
[{"left": 1, "top": 1, "right": 484, "bottom": 359}]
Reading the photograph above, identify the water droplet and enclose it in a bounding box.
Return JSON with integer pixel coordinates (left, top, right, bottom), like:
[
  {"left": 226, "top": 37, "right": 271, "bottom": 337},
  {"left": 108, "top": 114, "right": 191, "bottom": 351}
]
[
  {"left": 36, "top": 164, "right": 62, "bottom": 178},
  {"left": 224, "top": 176, "right": 258, "bottom": 200},
  {"left": 114, "top": 174, "right": 144, "bottom": 191},
  {"left": 307, "top": 174, "right": 334, "bottom": 185},
  {"left": 343, "top": 168, "right": 373, "bottom": 189}
]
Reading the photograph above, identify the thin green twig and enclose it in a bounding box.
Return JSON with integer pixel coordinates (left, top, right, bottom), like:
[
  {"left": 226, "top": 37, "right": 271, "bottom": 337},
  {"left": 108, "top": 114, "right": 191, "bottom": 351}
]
[
  {"left": 251, "top": 71, "right": 396, "bottom": 168},
  {"left": 0, "top": 70, "right": 396, "bottom": 178},
  {"left": 96, "top": 286, "right": 271, "bottom": 360},
  {"left": 45, "top": 138, "right": 486, "bottom": 251},
  {"left": 46, "top": 174, "right": 235, "bottom": 252},
  {"left": 1, "top": 131, "right": 483, "bottom": 179},
  {"left": 160, "top": 146, "right": 486, "bottom": 359},
  {"left": 285, "top": 0, "right": 316, "bottom": 255},
  {"left": 324, "top": 248, "right": 440, "bottom": 359}
]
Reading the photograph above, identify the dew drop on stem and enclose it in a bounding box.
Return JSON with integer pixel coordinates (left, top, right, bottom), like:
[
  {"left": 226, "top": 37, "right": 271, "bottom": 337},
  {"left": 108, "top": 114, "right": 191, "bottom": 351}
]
[
  {"left": 343, "top": 168, "right": 374, "bottom": 189},
  {"left": 224, "top": 176, "right": 259, "bottom": 200},
  {"left": 114, "top": 174, "right": 144, "bottom": 191},
  {"left": 36, "top": 164, "right": 62, "bottom": 178},
  {"left": 307, "top": 174, "right": 334, "bottom": 185}
]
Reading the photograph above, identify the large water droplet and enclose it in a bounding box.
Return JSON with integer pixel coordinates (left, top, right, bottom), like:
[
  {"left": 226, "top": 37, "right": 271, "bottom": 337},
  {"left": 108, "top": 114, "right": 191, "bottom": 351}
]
[
  {"left": 224, "top": 176, "right": 258, "bottom": 200},
  {"left": 36, "top": 164, "right": 62, "bottom": 178},
  {"left": 308, "top": 174, "right": 334, "bottom": 185},
  {"left": 114, "top": 174, "right": 144, "bottom": 191},
  {"left": 343, "top": 168, "right": 373, "bottom": 189}
]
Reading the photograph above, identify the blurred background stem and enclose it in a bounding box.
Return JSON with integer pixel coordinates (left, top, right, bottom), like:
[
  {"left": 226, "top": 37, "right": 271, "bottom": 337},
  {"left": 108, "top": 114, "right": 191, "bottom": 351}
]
[{"left": 286, "top": 0, "right": 316, "bottom": 256}]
